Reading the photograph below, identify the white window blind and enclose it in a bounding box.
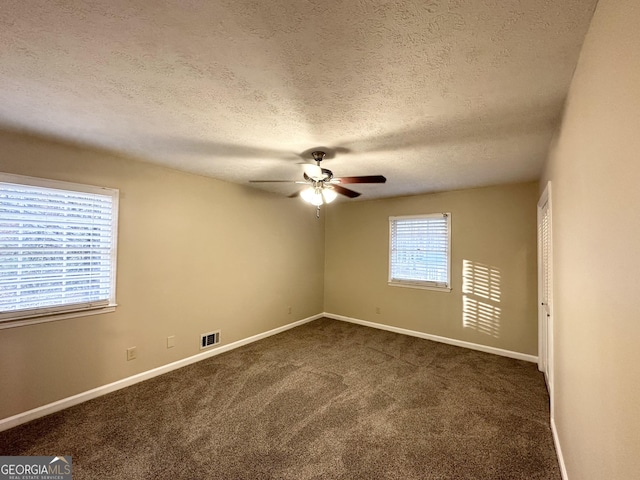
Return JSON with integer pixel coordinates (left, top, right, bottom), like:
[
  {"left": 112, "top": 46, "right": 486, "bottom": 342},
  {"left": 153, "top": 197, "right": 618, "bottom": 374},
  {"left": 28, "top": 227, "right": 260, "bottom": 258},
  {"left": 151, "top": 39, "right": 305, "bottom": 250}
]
[
  {"left": 0, "top": 173, "right": 119, "bottom": 323},
  {"left": 389, "top": 213, "right": 451, "bottom": 290}
]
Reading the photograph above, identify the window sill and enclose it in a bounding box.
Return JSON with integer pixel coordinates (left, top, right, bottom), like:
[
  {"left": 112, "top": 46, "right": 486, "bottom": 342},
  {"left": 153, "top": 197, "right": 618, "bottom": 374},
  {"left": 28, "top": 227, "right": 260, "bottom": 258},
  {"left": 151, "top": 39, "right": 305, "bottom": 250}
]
[
  {"left": 0, "top": 305, "right": 117, "bottom": 330},
  {"left": 388, "top": 282, "right": 452, "bottom": 292}
]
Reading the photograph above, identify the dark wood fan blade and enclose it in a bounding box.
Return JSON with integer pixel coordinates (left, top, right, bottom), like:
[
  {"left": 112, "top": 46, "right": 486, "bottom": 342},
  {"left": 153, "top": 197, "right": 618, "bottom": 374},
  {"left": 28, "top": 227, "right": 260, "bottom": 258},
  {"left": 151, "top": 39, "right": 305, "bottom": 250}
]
[
  {"left": 333, "top": 185, "right": 361, "bottom": 198},
  {"left": 334, "top": 175, "right": 386, "bottom": 184},
  {"left": 288, "top": 191, "right": 300, "bottom": 198},
  {"left": 249, "top": 180, "right": 296, "bottom": 183}
]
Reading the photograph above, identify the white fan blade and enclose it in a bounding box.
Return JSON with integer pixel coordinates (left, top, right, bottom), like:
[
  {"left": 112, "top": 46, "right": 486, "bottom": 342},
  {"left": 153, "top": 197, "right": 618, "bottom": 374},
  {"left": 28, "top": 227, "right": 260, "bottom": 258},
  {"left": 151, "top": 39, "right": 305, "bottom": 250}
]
[{"left": 302, "top": 164, "right": 323, "bottom": 180}]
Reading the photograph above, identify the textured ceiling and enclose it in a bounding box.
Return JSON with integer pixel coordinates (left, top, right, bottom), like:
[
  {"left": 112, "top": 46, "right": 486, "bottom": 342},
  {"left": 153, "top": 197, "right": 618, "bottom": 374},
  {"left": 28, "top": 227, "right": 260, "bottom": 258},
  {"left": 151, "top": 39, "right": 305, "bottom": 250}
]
[{"left": 0, "top": 0, "right": 597, "bottom": 200}]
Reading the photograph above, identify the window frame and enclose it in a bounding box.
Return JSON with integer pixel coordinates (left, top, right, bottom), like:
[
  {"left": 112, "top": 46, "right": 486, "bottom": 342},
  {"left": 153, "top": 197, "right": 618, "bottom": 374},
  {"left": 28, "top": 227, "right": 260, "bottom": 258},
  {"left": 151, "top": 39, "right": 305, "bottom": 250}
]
[
  {"left": 0, "top": 173, "right": 119, "bottom": 328},
  {"left": 388, "top": 213, "right": 452, "bottom": 292}
]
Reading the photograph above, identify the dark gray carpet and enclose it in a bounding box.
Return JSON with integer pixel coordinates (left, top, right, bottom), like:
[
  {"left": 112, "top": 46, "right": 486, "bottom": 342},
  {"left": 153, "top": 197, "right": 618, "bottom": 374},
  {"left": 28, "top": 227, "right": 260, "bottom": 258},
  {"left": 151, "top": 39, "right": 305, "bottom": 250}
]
[{"left": 0, "top": 318, "right": 560, "bottom": 479}]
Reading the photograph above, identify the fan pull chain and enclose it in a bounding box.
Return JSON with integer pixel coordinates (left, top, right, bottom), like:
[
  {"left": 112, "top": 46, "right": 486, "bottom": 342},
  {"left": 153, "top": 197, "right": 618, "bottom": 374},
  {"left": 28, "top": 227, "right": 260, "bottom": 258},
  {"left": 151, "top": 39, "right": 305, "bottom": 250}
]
[{"left": 316, "top": 206, "right": 320, "bottom": 218}]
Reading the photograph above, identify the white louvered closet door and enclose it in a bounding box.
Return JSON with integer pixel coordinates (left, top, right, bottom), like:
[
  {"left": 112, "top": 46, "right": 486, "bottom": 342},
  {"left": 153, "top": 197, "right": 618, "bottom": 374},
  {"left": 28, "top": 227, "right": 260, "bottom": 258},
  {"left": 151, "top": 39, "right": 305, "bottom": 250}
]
[{"left": 538, "top": 184, "right": 553, "bottom": 399}]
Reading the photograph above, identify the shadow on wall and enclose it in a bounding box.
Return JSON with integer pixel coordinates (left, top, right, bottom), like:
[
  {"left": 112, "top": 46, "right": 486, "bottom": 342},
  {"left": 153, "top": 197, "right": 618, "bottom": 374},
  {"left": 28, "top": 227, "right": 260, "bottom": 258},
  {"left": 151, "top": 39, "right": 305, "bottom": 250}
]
[{"left": 462, "top": 260, "right": 501, "bottom": 338}]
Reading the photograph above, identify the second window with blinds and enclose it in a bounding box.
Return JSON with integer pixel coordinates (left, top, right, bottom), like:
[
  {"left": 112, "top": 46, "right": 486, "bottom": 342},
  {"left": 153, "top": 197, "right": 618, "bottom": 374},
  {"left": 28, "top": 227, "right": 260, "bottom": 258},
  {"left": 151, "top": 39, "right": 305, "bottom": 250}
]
[{"left": 389, "top": 213, "right": 451, "bottom": 291}]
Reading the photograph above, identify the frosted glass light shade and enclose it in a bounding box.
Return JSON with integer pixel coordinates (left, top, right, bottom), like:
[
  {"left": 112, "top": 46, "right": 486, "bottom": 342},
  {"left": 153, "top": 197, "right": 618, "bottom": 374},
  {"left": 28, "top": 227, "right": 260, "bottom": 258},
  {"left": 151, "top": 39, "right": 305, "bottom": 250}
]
[
  {"left": 321, "top": 188, "right": 337, "bottom": 203},
  {"left": 300, "top": 187, "right": 315, "bottom": 203},
  {"left": 301, "top": 187, "right": 323, "bottom": 206}
]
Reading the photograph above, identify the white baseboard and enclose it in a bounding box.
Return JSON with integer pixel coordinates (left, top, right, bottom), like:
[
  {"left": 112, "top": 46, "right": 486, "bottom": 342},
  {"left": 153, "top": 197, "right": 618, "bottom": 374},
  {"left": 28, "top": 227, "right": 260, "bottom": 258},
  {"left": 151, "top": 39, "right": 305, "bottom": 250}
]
[
  {"left": 1, "top": 312, "right": 538, "bottom": 432},
  {"left": 323, "top": 312, "right": 538, "bottom": 363},
  {"left": 0, "top": 313, "right": 322, "bottom": 432},
  {"left": 551, "top": 416, "right": 568, "bottom": 480}
]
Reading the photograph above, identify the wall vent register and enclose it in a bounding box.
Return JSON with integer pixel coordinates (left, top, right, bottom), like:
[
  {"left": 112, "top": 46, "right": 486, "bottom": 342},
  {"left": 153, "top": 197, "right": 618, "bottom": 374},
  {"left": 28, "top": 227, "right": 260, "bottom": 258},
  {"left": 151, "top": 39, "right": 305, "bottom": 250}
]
[{"left": 200, "top": 330, "right": 220, "bottom": 349}]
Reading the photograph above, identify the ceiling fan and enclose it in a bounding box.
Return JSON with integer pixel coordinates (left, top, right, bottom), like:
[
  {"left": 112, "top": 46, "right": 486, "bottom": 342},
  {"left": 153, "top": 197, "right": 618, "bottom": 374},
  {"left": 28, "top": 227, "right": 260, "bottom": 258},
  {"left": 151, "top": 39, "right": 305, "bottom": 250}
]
[{"left": 249, "top": 150, "right": 386, "bottom": 215}]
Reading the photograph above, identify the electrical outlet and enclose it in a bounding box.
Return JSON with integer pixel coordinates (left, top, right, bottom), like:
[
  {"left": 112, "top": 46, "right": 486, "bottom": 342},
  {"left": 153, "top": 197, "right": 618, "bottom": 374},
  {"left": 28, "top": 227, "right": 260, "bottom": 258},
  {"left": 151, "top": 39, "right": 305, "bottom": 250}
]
[
  {"left": 126, "top": 347, "right": 137, "bottom": 361},
  {"left": 167, "top": 336, "right": 175, "bottom": 348},
  {"left": 375, "top": 306, "right": 381, "bottom": 314},
  {"left": 288, "top": 306, "right": 292, "bottom": 314}
]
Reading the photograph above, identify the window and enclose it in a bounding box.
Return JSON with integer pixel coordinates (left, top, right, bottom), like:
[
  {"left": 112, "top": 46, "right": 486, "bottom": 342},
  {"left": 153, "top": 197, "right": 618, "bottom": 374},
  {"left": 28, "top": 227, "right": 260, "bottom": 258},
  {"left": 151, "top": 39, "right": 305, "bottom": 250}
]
[
  {"left": 0, "top": 173, "right": 119, "bottom": 325},
  {"left": 389, "top": 213, "right": 451, "bottom": 291}
]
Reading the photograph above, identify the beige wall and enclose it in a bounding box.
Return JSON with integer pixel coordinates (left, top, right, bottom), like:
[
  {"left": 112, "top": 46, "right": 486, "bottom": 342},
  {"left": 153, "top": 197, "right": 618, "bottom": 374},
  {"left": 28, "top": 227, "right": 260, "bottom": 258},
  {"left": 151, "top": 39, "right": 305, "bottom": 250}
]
[
  {"left": 324, "top": 182, "right": 539, "bottom": 355},
  {"left": 540, "top": 0, "right": 640, "bottom": 478},
  {"left": 0, "top": 130, "right": 325, "bottom": 420}
]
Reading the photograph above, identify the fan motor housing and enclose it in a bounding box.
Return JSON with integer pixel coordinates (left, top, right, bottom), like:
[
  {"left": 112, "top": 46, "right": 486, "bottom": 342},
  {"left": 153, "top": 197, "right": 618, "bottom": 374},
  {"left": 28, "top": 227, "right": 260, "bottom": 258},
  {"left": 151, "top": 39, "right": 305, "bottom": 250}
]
[{"left": 303, "top": 168, "right": 333, "bottom": 182}]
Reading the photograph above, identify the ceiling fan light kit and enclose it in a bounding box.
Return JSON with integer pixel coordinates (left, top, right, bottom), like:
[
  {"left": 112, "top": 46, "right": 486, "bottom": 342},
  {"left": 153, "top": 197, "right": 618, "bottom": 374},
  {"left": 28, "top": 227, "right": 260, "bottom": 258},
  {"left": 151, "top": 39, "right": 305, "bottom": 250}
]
[
  {"left": 300, "top": 185, "right": 338, "bottom": 206},
  {"left": 250, "top": 150, "right": 386, "bottom": 217}
]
